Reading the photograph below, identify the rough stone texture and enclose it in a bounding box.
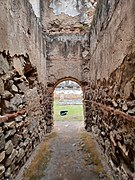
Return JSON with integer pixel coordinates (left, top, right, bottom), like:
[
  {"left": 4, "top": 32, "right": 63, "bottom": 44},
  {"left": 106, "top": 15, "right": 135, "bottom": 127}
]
[
  {"left": 0, "top": 0, "right": 135, "bottom": 179},
  {"left": 83, "top": 0, "right": 135, "bottom": 179},
  {"left": 29, "top": 0, "right": 40, "bottom": 18},
  {"left": 0, "top": 52, "right": 47, "bottom": 179},
  {"left": 46, "top": 33, "right": 89, "bottom": 84},
  {"left": 0, "top": 1, "right": 48, "bottom": 179},
  {"left": 0, "top": 0, "right": 46, "bottom": 85},
  {"left": 41, "top": 0, "right": 96, "bottom": 34}
]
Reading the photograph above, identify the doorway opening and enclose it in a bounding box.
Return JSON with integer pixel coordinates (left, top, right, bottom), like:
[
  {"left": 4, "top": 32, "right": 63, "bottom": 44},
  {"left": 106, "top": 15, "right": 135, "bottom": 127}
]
[{"left": 53, "top": 80, "right": 84, "bottom": 122}]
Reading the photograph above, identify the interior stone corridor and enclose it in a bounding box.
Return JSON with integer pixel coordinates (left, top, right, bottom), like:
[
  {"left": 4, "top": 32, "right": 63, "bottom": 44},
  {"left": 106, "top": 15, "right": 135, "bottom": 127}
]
[{"left": 0, "top": 0, "right": 135, "bottom": 179}]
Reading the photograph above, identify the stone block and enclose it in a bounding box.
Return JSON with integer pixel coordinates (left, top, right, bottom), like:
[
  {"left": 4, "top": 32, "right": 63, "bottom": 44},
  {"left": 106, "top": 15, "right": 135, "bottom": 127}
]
[
  {"left": 124, "top": 81, "right": 133, "bottom": 99},
  {"left": 0, "top": 165, "right": 5, "bottom": 177},
  {"left": 0, "top": 78, "right": 4, "bottom": 94},
  {"left": 5, "top": 129, "right": 16, "bottom": 139},
  {"left": 11, "top": 84, "right": 18, "bottom": 93},
  {"left": 5, "top": 140, "right": 13, "bottom": 155},
  {"left": 1, "top": 90, "right": 14, "bottom": 100},
  {"left": 5, "top": 149, "right": 18, "bottom": 167},
  {"left": 0, "top": 134, "right": 5, "bottom": 151},
  {"left": 0, "top": 151, "right": 5, "bottom": 163},
  {"left": 17, "top": 148, "right": 25, "bottom": 163},
  {"left": 0, "top": 54, "right": 9, "bottom": 74},
  {"left": 13, "top": 57, "right": 24, "bottom": 76},
  {"left": 4, "top": 100, "right": 17, "bottom": 113},
  {"left": 5, "top": 167, "right": 11, "bottom": 178},
  {"left": 10, "top": 94, "right": 23, "bottom": 107}
]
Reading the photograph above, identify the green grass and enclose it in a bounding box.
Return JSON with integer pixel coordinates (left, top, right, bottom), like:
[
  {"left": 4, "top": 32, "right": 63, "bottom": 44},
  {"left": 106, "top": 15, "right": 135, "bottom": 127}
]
[
  {"left": 23, "top": 132, "right": 56, "bottom": 180},
  {"left": 79, "top": 132, "right": 109, "bottom": 178},
  {"left": 53, "top": 100, "right": 84, "bottom": 121}
]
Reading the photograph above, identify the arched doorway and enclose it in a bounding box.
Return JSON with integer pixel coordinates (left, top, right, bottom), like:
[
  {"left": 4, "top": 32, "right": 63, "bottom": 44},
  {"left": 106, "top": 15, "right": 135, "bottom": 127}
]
[{"left": 53, "top": 80, "right": 84, "bottom": 123}]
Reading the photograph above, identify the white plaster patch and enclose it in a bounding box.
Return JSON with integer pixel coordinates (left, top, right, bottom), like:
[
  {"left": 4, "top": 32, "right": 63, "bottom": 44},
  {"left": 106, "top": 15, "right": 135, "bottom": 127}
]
[
  {"left": 49, "top": 0, "right": 82, "bottom": 17},
  {"left": 29, "top": 0, "right": 40, "bottom": 18}
]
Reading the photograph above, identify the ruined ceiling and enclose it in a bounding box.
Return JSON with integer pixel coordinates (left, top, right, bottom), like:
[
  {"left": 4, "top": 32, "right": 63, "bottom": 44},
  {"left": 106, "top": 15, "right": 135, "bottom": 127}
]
[{"left": 49, "top": 0, "right": 97, "bottom": 25}]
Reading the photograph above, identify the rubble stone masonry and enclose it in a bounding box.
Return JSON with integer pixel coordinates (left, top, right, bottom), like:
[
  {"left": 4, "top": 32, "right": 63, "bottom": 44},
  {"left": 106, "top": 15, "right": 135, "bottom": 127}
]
[
  {"left": 0, "top": 0, "right": 135, "bottom": 179},
  {"left": 84, "top": 0, "right": 135, "bottom": 179},
  {"left": 0, "top": 1, "right": 48, "bottom": 179}
]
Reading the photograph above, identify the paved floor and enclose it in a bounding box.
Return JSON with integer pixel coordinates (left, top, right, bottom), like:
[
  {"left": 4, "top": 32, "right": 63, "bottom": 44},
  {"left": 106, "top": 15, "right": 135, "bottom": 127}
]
[
  {"left": 20, "top": 121, "right": 108, "bottom": 180},
  {"left": 41, "top": 121, "right": 106, "bottom": 180}
]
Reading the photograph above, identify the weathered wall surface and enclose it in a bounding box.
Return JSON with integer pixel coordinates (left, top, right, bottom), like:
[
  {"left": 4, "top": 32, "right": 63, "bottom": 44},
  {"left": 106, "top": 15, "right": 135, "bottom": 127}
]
[
  {"left": 46, "top": 33, "right": 89, "bottom": 85},
  {"left": 0, "top": 1, "right": 48, "bottom": 179},
  {"left": 29, "top": 0, "right": 40, "bottom": 18},
  {"left": 42, "top": 0, "right": 96, "bottom": 131},
  {"left": 0, "top": 0, "right": 135, "bottom": 179},
  {"left": 84, "top": 0, "right": 135, "bottom": 179},
  {"left": 44, "top": 32, "right": 90, "bottom": 132},
  {"left": 0, "top": 53, "right": 47, "bottom": 179},
  {"left": 41, "top": 0, "right": 96, "bottom": 33},
  {"left": 0, "top": 0, "right": 46, "bottom": 84}
]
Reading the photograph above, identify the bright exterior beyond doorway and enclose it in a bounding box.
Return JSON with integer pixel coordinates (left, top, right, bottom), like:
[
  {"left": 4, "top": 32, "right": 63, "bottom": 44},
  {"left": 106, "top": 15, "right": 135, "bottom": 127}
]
[{"left": 53, "top": 80, "right": 84, "bottom": 122}]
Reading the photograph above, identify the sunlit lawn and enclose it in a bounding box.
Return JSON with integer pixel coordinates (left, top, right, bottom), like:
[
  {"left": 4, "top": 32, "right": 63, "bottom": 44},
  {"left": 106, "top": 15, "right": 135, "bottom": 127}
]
[{"left": 54, "top": 100, "right": 84, "bottom": 121}]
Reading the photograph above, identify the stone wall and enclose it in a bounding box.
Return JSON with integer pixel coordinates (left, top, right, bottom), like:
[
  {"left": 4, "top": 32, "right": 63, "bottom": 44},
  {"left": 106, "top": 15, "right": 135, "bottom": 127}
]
[
  {"left": 0, "top": 1, "right": 48, "bottom": 179},
  {"left": 41, "top": 0, "right": 97, "bottom": 33},
  {"left": 84, "top": 0, "right": 135, "bottom": 179},
  {"left": 1, "top": 0, "right": 135, "bottom": 179},
  {"left": 0, "top": 0, "right": 46, "bottom": 85},
  {"left": 46, "top": 33, "right": 89, "bottom": 85},
  {"left": 29, "top": 0, "right": 40, "bottom": 18},
  {"left": 0, "top": 52, "right": 47, "bottom": 179}
]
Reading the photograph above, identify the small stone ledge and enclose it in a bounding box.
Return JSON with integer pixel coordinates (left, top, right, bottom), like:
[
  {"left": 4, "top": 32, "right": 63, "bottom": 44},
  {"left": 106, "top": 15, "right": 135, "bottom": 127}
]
[{"left": 90, "top": 101, "right": 135, "bottom": 123}]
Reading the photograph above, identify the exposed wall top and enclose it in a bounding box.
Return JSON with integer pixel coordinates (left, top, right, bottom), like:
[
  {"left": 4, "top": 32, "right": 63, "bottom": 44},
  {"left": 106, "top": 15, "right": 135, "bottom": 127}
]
[
  {"left": 49, "top": 0, "right": 82, "bottom": 17},
  {"left": 29, "top": 0, "right": 40, "bottom": 18}
]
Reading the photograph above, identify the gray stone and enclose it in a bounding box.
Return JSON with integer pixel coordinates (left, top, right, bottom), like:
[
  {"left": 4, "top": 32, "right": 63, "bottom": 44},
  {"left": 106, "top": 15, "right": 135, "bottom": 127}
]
[
  {"left": 122, "top": 103, "right": 128, "bottom": 111},
  {"left": 17, "top": 148, "right": 25, "bottom": 163},
  {"left": 133, "top": 86, "right": 135, "bottom": 98},
  {"left": 127, "top": 108, "right": 135, "bottom": 115},
  {"left": 118, "top": 142, "right": 128, "bottom": 156},
  {"left": 10, "top": 94, "right": 23, "bottom": 107},
  {"left": 112, "top": 100, "right": 118, "bottom": 108},
  {"left": 15, "top": 116, "right": 23, "bottom": 122},
  {"left": 11, "top": 84, "right": 18, "bottom": 92},
  {"left": 0, "top": 151, "right": 5, "bottom": 163},
  {"left": 127, "top": 100, "right": 135, "bottom": 108},
  {"left": 22, "top": 128, "right": 28, "bottom": 139},
  {"left": 4, "top": 121, "right": 15, "bottom": 129},
  {"left": 5, "top": 149, "right": 18, "bottom": 167},
  {"left": 110, "top": 132, "right": 116, "bottom": 146},
  {"left": 0, "top": 78, "right": 4, "bottom": 94},
  {"left": 5, "top": 129, "right": 16, "bottom": 139},
  {"left": 82, "top": 50, "right": 89, "bottom": 58},
  {"left": 0, "top": 165, "right": 5, "bottom": 177},
  {"left": 124, "top": 81, "right": 133, "bottom": 99},
  {"left": 15, "top": 121, "right": 24, "bottom": 129},
  {"left": 18, "top": 81, "right": 27, "bottom": 91},
  {"left": 0, "top": 127, "right": 3, "bottom": 134},
  {"left": 0, "top": 68, "right": 4, "bottom": 75},
  {"left": 5, "top": 140, "right": 13, "bottom": 155},
  {"left": 5, "top": 167, "right": 11, "bottom": 178},
  {"left": 1, "top": 90, "right": 14, "bottom": 100},
  {"left": 20, "top": 139, "right": 30, "bottom": 148},
  {"left": 0, "top": 134, "right": 5, "bottom": 151},
  {"left": 4, "top": 100, "right": 17, "bottom": 113},
  {"left": 0, "top": 54, "right": 9, "bottom": 74},
  {"left": 13, "top": 57, "right": 24, "bottom": 76},
  {"left": 12, "top": 134, "right": 22, "bottom": 147}
]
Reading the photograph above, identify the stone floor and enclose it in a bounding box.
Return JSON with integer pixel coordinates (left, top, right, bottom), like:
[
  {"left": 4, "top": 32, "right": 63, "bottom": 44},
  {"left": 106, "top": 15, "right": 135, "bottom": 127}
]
[{"left": 17, "top": 121, "right": 110, "bottom": 180}]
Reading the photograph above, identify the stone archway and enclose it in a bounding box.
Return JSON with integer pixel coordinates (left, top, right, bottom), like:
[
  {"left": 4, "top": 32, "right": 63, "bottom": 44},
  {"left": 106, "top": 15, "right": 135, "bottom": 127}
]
[
  {"left": 45, "top": 77, "right": 90, "bottom": 132},
  {"left": 53, "top": 79, "right": 84, "bottom": 123}
]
